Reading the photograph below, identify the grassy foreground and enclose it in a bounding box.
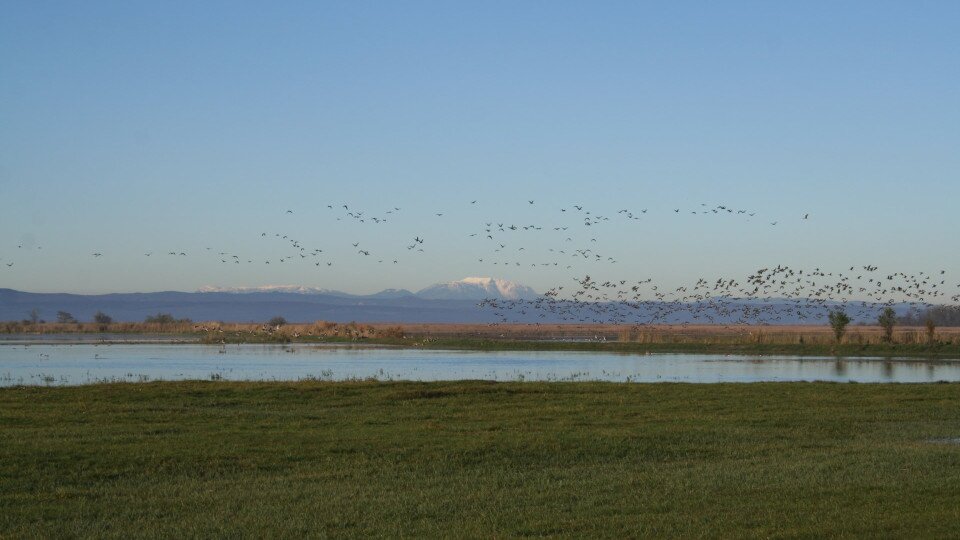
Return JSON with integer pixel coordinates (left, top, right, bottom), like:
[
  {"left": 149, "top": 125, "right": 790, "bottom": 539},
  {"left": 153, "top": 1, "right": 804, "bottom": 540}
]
[{"left": 2, "top": 382, "right": 960, "bottom": 538}]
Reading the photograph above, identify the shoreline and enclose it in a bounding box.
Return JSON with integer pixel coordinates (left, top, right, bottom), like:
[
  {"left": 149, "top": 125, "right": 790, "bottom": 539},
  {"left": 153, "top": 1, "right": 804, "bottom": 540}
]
[{"left": 2, "top": 332, "right": 960, "bottom": 358}]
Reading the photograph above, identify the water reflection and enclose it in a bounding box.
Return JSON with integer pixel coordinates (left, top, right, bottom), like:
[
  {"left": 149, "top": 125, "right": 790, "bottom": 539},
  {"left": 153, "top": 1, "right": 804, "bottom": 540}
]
[
  {"left": 1, "top": 343, "right": 959, "bottom": 387},
  {"left": 834, "top": 360, "right": 847, "bottom": 377}
]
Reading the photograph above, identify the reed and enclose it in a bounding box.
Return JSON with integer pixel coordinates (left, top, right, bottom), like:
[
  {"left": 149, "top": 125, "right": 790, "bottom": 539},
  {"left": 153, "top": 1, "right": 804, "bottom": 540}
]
[{"left": 3, "top": 321, "right": 960, "bottom": 355}]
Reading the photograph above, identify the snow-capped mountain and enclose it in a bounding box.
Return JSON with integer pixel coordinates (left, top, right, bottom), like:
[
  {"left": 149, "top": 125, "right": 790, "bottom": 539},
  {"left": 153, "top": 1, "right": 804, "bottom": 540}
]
[
  {"left": 415, "top": 277, "right": 539, "bottom": 300},
  {"left": 197, "top": 285, "right": 352, "bottom": 296},
  {"left": 197, "top": 278, "right": 537, "bottom": 301}
]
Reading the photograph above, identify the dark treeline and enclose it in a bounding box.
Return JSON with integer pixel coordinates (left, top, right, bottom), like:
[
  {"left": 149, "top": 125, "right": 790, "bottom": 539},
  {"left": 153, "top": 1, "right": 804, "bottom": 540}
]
[
  {"left": 143, "top": 313, "right": 192, "bottom": 324},
  {"left": 898, "top": 306, "right": 960, "bottom": 327}
]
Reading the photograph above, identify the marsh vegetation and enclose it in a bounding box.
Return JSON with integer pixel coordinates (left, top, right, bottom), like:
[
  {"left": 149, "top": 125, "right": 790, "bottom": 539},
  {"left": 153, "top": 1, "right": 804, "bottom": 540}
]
[{"left": 4, "top": 320, "right": 960, "bottom": 357}]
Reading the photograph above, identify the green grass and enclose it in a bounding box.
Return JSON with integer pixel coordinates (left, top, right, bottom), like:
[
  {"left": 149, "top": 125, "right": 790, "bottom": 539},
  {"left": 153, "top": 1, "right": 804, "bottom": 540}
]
[{"left": 2, "top": 381, "right": 960, "bottom": 537}]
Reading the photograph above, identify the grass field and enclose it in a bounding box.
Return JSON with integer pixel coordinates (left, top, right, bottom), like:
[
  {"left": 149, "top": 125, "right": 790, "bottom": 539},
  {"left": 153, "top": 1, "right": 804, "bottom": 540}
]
[{"left": 2, "top": 381, "right": 959, "bottom": 537}]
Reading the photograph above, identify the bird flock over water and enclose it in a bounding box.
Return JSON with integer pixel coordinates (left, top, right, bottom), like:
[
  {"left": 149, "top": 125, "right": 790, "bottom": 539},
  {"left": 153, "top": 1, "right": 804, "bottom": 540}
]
[{"left": 3, "top": 199, "right": 958, "bottom": 325}]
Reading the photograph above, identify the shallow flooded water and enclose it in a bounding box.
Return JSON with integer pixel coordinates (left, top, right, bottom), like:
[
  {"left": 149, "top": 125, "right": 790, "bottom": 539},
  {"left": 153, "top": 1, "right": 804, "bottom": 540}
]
[{"left": 1, "top": 342, "right": 959, "bottom": 386}]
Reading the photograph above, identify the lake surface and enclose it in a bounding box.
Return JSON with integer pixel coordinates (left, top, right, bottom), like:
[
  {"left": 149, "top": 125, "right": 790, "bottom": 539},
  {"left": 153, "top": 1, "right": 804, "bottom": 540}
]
[{"left": 1, "top": 342, "right": 959, "bottom": 386}]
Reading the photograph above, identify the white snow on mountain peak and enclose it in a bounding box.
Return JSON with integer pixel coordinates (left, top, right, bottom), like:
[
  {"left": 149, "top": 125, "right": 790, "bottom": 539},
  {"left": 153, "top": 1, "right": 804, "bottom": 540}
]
[
  {"left": 198, "top": 278, "right": 537, "bottom": 301},
  {"left": 197, "top": 285, "right": 350, "bottom": 296},
  {"left": 416, "top": 277, "right": 539, "bottom": 300}
]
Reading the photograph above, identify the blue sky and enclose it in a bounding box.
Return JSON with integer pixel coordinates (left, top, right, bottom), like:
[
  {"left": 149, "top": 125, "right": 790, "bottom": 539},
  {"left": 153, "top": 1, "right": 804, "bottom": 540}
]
[{"left": 1, "top": 2, "right": 958, "bottom": 295}]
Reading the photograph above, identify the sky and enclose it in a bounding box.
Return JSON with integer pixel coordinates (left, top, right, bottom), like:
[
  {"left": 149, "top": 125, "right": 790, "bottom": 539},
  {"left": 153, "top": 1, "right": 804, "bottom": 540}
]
[{"left": 1, "top": 1, "right": 959, "bottom": 295}]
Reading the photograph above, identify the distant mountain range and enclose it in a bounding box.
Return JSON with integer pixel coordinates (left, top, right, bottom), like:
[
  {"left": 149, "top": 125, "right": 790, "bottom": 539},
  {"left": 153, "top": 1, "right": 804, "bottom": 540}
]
[
  {"left": 196, "top": 277, "right": 539, "bottom": 301},
  {"left": 415, "top": 277, "right": 538, "bottom": 300},
  {"left": 195, "top": 285, "right": 416, "bottom": 299},
  {"left": 0, "top": 278, "right": 540, "bottom": 324},
  {"left": 0, "top": 277, "right": 907, "bottom": 325}
]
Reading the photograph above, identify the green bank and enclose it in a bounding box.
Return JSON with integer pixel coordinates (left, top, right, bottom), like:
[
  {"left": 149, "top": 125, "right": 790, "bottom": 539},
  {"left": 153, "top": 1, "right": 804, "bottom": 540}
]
[{"left": 2, "top": 381, "right": 959, "bottom": 538}]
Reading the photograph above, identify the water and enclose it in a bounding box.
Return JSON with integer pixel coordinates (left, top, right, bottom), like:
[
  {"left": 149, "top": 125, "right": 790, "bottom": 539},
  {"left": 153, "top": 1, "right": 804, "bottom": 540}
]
[
  {"left": 0, "top": 334, "right": 194, "bottom": 344},
  {"left": 1, "top": 342, "right": 959, "bottom": 386}
]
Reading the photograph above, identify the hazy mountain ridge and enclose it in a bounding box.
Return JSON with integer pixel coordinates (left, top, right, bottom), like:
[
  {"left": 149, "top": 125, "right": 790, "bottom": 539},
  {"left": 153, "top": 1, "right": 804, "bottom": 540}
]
[
  {"left": 197, "top": 285, "right": 354, "bottom": 296},
  {"left": 0, "top": 288, "right": 491, "bottom": 324},
  {"left": 0, "top": 277, "right": 539, "bottom": 324},
  {"left": 198, "top": 277, "right": 536, "bottom": 301},
  {"left": 0, "top": 287, "right": 912, "bottom": 325}
]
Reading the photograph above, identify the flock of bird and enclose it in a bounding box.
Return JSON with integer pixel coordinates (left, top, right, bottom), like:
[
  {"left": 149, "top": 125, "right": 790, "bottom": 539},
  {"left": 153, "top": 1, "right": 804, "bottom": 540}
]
[
  {"left": 3, "top": 199, "right": 957, "bottom": 326},
  {"left": 482, "top": 265, "right": 958, "bottom": 326}
]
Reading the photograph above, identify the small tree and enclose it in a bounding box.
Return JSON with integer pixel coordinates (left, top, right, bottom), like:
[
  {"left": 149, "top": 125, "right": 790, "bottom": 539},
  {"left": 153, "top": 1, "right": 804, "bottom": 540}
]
[
  {"left": 93, "top": 311, "right": 113, "bottom": 325},
  {"left": 145, "top": 313, "right": 176, "bottom": 324},
  {"left": 925, "top": 317, "right": 937, "bottom": 345},
  {"left": 877, "top": 307, "right": 896, "bottom": 343},
  {"left": 268, "top": 316, "right": 287, "bottom": 327},
  {"left": 27, "top": 308, "right": 40, "bottom": 325},
  {"left": 56, "top": 311, "right": 77, "bottom": 324},
  {"left": 828, "top": 309, "right": 851, "bottom": 343}
]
